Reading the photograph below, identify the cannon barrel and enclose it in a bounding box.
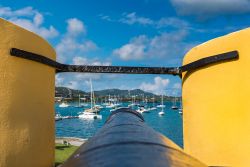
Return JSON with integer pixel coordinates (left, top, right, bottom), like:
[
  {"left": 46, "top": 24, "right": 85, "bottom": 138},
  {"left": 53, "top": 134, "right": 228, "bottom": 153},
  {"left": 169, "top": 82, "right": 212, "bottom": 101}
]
[{"left": 61, "top": 108, "right": 206, "bottom": 167}]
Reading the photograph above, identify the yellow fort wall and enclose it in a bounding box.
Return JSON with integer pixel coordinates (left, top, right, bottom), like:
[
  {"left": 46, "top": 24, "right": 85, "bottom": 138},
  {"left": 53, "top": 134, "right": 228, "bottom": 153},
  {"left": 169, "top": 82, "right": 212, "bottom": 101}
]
[
  {"left": 182, "top": 28, "right": 250, "bottom": 167},
  {"left": 0, "top": 18, "right": 55, "bottom": 167}
]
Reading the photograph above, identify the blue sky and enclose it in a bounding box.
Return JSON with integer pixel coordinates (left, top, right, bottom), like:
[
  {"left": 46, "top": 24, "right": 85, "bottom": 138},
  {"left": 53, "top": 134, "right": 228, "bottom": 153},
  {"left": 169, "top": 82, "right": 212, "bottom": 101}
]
[{"left": 1, "top": 0, "right": 250, "bottom": 95}]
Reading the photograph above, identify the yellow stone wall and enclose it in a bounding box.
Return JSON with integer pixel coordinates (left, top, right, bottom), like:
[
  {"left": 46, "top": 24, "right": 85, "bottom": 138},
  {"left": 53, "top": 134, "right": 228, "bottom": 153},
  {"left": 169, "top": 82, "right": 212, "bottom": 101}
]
[
  {"left": 0, "top": 18, "right": 55, "bottom": 167},
  {"left": 182, "top": 28, "right": 250, "bottom": 167}
]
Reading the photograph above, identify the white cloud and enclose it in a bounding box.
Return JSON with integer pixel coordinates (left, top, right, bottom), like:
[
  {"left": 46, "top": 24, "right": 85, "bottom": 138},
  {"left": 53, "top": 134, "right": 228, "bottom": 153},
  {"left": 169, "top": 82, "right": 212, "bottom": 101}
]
[
  {"left": 113, "top": 35, "right": 147, "bottom": 60},
  {"left": 72, "top": 57, "right": 88, "bottom": 65},
  {"left": 113, "top": 30, "right": 191, "bottom": 62},
  {"left": 55, "top": 75, "right": 64, "bottom": 86},
  {"left": 65, "top": 81, "right": 81, "bottom": 90},
  {"left": 0, "top": 6, "right": 35, "bottom": 17},
  {"left": 72, "top": 56, "right": 112, "bottom": 80},
  {"left": 163, "top": 82, "right": 182, "bottom": 96},
  {"left": 55, "top": 55, "right": 113, "bottom": 89},
  {"left": 99, "top": 14, "right": 113, "bottom": 22},
  {"left": 75, "top": 73, "right": 102, "bottom": 81},
  {"left": 120, "top": 12, "right": 154, "bottom": 25},
  {"left": 72, "top": 56, "right": 111, "bottom": 66},
  {"left": 56, "top": 38, "right": 97, "bottom": 63},
  {"left": 0, "top": 6, "right": 59, "bottom": 39},
  {"left": 156, "top": 17, "right": 189, "bottom": 28},
  {"left": 67, "top": 18, "right": 86, "bottom": 36},
  {"left": 55, "top": 18, "right": 113, "bottom": 87},
  {"left": 102, "top": 12, "right": 189, "bottom": 29},
  {"left": 55, "top": 72, "right": 117, "bottom": 91},
  {"left": 140, "top": 76, "right": 170, "bottom": 95},
  {"left": 170, "top": 0, "right": 250, "bottom": 18},
  {"left": 173, "top": 83, "right": 181, "bottom": 89},
  {"left": 55, "top": 73, "right": 87, "bottom": 90},
  {"left": 56, "top": 18, "right": 97, "bottom": 63}
]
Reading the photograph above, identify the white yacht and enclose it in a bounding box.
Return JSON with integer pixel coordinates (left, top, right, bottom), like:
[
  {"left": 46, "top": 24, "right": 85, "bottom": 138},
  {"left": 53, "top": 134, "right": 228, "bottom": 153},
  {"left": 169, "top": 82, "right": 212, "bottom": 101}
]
[
  {"left": 59, "top": 102, "right": 69, "bottom": 108},
  {"left": 148, "top": 96, "right": 157, "bottom": 111},
  {"left": 55, "top": 114, "right": 63, "bottom": 121},
  {"left": 158, "top": 111, "right": 165, "bottom": 116},
  {"left": 178, "top": 110, "right": 183, "bottom": 115},
  {"left": 106, "top": 103, "right": 116, "bottom": 108},
  {"left": 137, "top": 105, "right": 150, "bottom": 114},
  {"left": 148, "top": 107, "right": 157, "bottom": 111},
  {"left": 79, "top": 79, "right": 102, "bottom": 120},
  {"left": 105, "top": 95, "right": 116, "bottom": 108},
  {"left": 171, "top": 97, "right": 178, "bottom": 110},
  {"left": 158, "top": 95, "right": 165, "bottom": 116},
  {"left": 157, "top": 95, "right": 165, "bottom": 108},
  {"left": 79, "top": 112, "right": 102, "bottom": 119},
  {"left": 94, "top": 104, "right": 104, "bottom": 109}
]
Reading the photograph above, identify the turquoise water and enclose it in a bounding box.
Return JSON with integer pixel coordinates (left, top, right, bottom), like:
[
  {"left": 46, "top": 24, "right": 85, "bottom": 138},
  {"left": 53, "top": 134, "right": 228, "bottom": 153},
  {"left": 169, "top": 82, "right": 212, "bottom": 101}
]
[{"left": 55, "top": 102, "right": 183, "bottom": 147}]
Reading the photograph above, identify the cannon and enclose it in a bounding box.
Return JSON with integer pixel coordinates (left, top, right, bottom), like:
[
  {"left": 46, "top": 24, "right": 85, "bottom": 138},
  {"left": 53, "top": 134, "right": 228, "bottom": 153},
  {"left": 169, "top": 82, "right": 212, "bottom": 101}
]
[{"left": 61, "top": 108, "right": 206, "bottom": 167}]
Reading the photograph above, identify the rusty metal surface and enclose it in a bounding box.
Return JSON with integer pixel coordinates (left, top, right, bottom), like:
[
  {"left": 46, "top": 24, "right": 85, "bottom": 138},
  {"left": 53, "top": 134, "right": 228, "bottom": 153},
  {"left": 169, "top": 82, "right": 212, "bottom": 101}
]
[
  {"left": 61, "top": 108, "right": 207, "bottom": 167},
  {"left": 58, "top": 65, "right": 179, "bottom": 75}
]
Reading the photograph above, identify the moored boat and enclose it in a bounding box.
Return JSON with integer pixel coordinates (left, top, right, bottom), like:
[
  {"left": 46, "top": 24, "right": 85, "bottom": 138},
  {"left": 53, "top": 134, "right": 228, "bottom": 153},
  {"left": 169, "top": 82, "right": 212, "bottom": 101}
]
[
  {"left": 79, "top": 79, "right": 102, "bottom": 119},
  {"left": 157, "top": 95, "right": 165, "bottom": 108},
  {"left": 59, "top": 102, "right": 69, "bottom": 108}
]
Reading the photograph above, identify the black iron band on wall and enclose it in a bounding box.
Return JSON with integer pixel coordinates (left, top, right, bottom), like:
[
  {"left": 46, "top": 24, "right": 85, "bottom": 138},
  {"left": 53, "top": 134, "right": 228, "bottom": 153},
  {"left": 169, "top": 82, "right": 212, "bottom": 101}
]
[{"left": 10, "top": 48, "right": 238, "bottom": 76}]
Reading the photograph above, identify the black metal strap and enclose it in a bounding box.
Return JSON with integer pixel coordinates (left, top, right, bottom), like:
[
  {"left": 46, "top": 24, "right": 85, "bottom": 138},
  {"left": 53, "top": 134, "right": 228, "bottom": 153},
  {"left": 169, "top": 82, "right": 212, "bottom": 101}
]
[
  {"left": 180, "top": 51, "right": 238, "bottom": 72},
  {"left": 10, "top": 48, "right": 239, "bottom": 75},
  {"left": 10, "top": 48, "right": 179, "bottom": 75}
]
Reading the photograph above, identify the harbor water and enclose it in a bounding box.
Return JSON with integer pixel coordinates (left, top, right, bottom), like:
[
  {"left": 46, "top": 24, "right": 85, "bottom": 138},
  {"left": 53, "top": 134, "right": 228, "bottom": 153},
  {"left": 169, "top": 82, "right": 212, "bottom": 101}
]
[{"left": 55, "top": 102, "right": 183, "bottom": 147}]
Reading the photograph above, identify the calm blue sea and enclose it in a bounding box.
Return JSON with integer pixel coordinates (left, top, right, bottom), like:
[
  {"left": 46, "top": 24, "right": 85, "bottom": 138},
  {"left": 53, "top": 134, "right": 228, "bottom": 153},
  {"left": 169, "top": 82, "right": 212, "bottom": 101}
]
[{"left": 55, "top": 102, "right": 183, "bottom": 147}]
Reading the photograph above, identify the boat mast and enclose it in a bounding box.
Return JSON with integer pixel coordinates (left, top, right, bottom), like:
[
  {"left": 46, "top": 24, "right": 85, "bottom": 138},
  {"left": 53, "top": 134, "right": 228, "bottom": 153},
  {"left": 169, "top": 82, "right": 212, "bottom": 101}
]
[
  {"left": 153, "top": 95, "right": 155, "bottom": 107},
  {"left": 91, "top": 80, "right": 97, "bottom": 114},
  {"left": 161, "top": 94, "right": 164, "bottom": 112},
  {"left": 174, "top": 96, "right": 176, "bottom": 106},
  {"left": 161, "top": 94, "right": 163, "bottom": 106},
  {"left": 78, "top": 94, "right": 80, "bottom": 107},
  {"left": 108, "top": 94, "right": 111, "bottom": 105},
  {"left": 90, "top": 79, "right": 93, "bottom": 110}
]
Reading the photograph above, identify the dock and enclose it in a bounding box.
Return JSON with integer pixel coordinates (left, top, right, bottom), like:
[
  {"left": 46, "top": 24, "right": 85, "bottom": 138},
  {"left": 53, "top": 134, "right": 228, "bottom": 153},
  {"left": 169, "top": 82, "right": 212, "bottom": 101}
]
[{"left": 55, "top": 116, "right": 79, "bottom": 121}]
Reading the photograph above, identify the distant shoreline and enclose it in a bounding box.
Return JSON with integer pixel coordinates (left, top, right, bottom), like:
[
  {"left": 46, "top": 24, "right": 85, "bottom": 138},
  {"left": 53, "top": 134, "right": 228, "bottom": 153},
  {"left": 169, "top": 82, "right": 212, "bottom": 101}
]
[{"left": 55, "top": 86, "right": 181, "bottom": 103}]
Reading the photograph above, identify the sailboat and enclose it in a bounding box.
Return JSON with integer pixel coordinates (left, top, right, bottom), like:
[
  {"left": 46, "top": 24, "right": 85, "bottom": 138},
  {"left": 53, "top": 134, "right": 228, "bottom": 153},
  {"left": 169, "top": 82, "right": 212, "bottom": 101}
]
[
  {"left": 137, "top": 105, "right": 150, "bottom": 113},
  {"left": 55, "top": 113, "right": 63, "bottom": 121},
  {"left": 171, "top": 96, "right": 178, "bottom": 110},
  {"left": 148, "top": 96, "right": 157, "bottom": 111},
  {"left": 179, "top": 109, "right": 183, "bottom": 115},
  {"left": 102, "top": 96, "right": 109, "bottom": 106},
  {"left": 157, "top": 95, "right": 165, "bottom": 108},
  {"left": 94, "top": 104, "right": 104, "bottom": 110},
  {"left": 136, "top": 94, "right": 150, "bottom": 113},
  {"left": 106, "top": 95, "right": 120, "bottom": 109},
  {"left": 59, "top": 101, "right": 69, "bottom": 108},
  {"left": 158, "top": 102, "right": 165, "bottom": 116},
  {"left": 128, "top": 96, "right": 136, "bottom": 108},
  {"left": 105, "top": 95, "right": 116, "bottom": 108},
  {"left": 158, "top": 103, "right": 165, "bottom": 116},
  {"left": 178, "top": 101, "right": 183, "bottom": 115},
  {"left": 79, "top": 79, "right": 102, "bottom": 119},
  {"left": 158, "top": 107, "right": 165, "bottom": 116}
]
